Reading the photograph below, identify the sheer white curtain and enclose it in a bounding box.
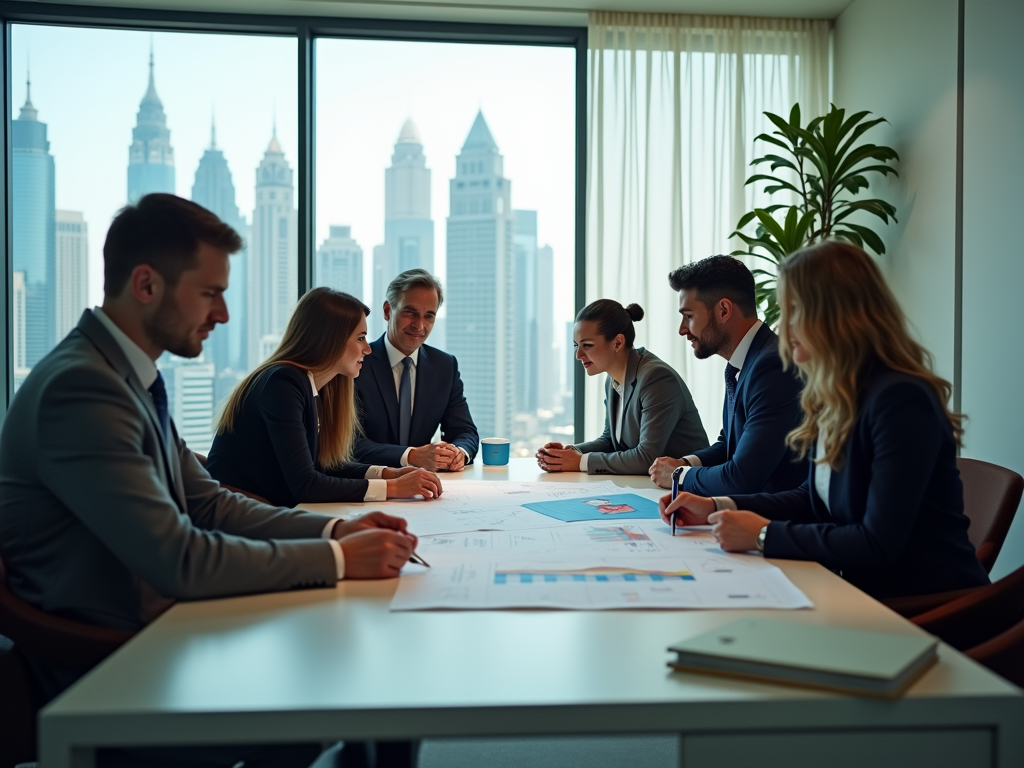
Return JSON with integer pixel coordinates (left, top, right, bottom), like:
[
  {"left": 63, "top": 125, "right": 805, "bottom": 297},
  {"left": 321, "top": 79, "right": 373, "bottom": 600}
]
[{"left": 585, "top": 12, "right": 830, "bottom": 443}]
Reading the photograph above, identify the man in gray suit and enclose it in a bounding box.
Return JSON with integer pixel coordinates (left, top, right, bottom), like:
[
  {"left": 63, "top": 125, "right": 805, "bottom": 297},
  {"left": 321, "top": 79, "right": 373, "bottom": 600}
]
[{"left": 0, "top": 195, "right": 415, "bottom": 767}]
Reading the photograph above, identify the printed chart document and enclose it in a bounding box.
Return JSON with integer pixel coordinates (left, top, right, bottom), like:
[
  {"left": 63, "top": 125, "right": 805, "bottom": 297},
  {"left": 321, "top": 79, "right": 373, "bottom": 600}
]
[
  {"left": 391, "top": 520, "right": 812, "bottom": 611},
  {"left": 375, "top": 480, "right": 625, "bottom": 536}
]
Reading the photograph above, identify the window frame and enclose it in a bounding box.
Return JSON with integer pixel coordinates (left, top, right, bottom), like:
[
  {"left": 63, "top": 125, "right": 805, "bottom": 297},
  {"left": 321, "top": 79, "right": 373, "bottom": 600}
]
[{"left": 0, "top": 1, "right": 587, "bottom": 439}]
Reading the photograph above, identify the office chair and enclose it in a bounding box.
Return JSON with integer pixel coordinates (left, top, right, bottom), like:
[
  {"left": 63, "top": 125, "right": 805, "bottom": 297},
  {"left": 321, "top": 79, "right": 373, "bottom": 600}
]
[
  {"left": 0, "top": 553, "right": 133, "bottom": 767},
  {"left": 913, "top": 562, "right": 1024, "bottom": 688},
  {"left": 882, "top": 457, "right": 1023, "bottom": 619},
  {"left": 192, "top": 452, "right": 272, "bottom": 505}
]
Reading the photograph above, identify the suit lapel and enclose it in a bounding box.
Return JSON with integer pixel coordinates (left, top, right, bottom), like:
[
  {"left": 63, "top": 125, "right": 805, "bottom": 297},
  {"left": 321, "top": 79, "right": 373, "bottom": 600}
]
[
  {"left": 616, "top": 349, "right": 642, "bottom": 448},
  {"left": 76, "top": 311, "right": 186, "bottom": 511},
  {"left": 369, "top": 336, "right": 401, "bottom": 440}
]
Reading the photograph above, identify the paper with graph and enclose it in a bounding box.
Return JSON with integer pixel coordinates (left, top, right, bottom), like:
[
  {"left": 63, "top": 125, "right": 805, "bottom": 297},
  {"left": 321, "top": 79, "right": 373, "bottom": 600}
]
[{"left": 391, "top": 520, "right": 812, "bottom": 611}]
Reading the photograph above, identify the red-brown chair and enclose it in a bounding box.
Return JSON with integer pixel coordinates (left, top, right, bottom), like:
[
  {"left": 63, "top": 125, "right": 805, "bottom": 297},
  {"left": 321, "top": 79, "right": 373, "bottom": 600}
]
[
  {"left": 193, "top": 451, "right": 271, "bottom": 505},
  {"left": 882, "top": 457, "right": 1023, "bottom": 619},
  {"left": 913, "top": 562, "right": 1024, "bottom": 688},
  {"left": 0, "top": 554, "right": 134, "bottom": 767}
]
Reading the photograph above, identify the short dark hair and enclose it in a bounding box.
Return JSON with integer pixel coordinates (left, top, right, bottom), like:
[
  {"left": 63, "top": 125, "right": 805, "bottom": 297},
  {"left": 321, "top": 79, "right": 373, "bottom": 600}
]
[
  {"left": 668, "top": 255, "right": 756, "bottom": 317},
  {"left": 103, "top": 193, "right": 243, "bottom": 297},
  {"left": 575, "top": 299, "right": 645, "bottom": 347}
]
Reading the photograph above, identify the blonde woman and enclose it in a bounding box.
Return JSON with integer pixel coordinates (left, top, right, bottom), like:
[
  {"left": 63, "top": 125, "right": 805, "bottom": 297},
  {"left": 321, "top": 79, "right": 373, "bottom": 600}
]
[
  {"left": 660, "top": 241, "right": 988, "bottom": 599},
  {"left": 206, "top": 288, "right": 442, "bottom": 508}
]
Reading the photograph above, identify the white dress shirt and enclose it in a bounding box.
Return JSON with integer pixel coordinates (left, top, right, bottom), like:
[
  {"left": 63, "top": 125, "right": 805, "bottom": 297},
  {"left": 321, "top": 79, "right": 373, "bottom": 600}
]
[
  {"left": 383, "top": 335, "right": 469, "bottom": 467},
  {"left": 92, "top": 309, "right": 351, "bottom": 580},
  {"left": 677, "top": 320, "right": 764, "bottom": 479},
  {"left": 578, "top": 378, "right": 626, "bottom": 473}
]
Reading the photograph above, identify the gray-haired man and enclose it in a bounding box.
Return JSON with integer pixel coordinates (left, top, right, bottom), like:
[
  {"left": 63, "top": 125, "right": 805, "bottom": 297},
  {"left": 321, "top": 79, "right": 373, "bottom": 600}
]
[{"left": 353, "top": 269, "right": 479, "bottom": 470}]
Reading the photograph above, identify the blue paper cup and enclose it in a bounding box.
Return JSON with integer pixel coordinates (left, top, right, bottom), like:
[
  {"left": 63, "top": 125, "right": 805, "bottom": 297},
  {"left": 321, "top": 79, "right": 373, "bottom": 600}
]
[{"left": 481, "top": 437, "right": 511, "bottom": 466}]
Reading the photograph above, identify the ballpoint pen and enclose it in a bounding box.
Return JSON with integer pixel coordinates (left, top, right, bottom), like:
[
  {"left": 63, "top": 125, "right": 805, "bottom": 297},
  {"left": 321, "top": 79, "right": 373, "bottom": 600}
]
[{"left": 409, "top": 551, "right": 431, "bottom": 568}]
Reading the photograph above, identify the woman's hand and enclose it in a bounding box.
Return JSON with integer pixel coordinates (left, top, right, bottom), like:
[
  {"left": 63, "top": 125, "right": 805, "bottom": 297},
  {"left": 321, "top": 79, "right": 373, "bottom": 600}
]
[
  {"left": 536, "top": 446, "right": 582, "bottom": 472},
  {"left": 385, "top": 467, "right": 443, "bottom": 499},
  {"left": 658, "top": 491, "right": 715, "bottom": 526},
  {"left": 708, "top": 510, "right": 770, "bottom": 552}
]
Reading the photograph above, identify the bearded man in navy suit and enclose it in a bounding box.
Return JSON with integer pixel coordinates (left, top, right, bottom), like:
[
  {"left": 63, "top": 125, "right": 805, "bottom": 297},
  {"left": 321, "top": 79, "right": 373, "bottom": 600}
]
[
  {"left": 649, "top": 255, "right": 805, "bottom": 496},
  {"left": 354, "top": 269, "right": 479, "bottom": 470}
]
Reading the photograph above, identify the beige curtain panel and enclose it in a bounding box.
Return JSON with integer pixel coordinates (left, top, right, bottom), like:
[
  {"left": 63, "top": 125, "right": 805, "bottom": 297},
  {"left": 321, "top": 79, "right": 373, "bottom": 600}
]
[{"left": 585, "top": 11, "right": 831, "bottom": 441}]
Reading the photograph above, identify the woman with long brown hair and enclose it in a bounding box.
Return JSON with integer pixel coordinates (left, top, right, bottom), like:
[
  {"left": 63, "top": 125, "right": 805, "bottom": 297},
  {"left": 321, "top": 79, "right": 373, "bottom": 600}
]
[
  {"left": 660, "top": 241, "right": 988, "bottom": 599},
  {"left": 206, "top": 288, "right": 442, "bottom": 508}
]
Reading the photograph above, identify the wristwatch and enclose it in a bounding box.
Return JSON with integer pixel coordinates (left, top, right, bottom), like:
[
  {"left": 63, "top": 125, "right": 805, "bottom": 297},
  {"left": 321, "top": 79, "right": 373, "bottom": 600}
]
[{"left": 756, "top": 525, "right": 768, "bottom": 553}]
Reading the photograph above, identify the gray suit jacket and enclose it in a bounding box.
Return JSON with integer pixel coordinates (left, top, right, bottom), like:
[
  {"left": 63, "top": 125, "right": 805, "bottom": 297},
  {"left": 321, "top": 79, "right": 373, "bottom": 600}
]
[
  {"left": 574, "top": 347, "right": 708, "bottom": 475},
  {"left": 0, "top": 310, "right": 339, "bottom": 636}
]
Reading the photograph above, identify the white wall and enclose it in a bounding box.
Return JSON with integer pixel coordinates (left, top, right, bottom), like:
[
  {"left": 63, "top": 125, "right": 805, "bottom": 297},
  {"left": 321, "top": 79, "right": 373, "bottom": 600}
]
[
  {"left": 833, "top": 0, "right": 959, "bottom": 384},
  {"left": 962, "top": 0, "right": 1024, "bottom": 580}
]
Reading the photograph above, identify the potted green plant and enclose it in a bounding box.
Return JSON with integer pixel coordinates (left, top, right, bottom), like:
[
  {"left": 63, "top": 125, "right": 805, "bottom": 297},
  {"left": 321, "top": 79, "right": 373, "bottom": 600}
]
[{"left": 730, "top": 104, "right": 900, "bottom": 325}]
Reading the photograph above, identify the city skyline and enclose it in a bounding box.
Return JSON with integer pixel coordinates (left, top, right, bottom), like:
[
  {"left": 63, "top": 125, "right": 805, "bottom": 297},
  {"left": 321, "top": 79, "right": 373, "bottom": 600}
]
[{"left": 11, "top": 37, "right": 576, "bottom": 453}]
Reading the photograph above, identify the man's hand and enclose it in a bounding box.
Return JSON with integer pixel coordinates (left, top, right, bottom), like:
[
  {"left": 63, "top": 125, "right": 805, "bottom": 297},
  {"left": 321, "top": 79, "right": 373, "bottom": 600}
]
[
  {"left": 331, "top": 511, "right": 415, "bottom": 546},
  {"left": 385, "top": 467, "right": 443, "bottom": 499},
  {"left": 408, "top": 443, "right": 461, "bottom": 471},
  {"left": 443, "top": 444, "right": 467, "bottom": 472},
  {"left": 536, "top": 446, "right": 582, "bottom": 472},
  {"left": 708, "top": 510, "right": 770, "bottom": 552},
  {"left": 338, "top": 528, "right": 416, "bottom": 579},
  {"left": 658, "top": 491, "right": 715, "bottom": 526},
  {"left": 649, "top": 457, "right": 685, "bottom": 488}
]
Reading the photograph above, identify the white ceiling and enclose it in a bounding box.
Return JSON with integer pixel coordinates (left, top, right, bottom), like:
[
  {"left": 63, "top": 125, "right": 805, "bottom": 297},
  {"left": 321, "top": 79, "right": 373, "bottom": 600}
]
[{"left": 27, "top": 0, "right": 854, "bottom": 27}]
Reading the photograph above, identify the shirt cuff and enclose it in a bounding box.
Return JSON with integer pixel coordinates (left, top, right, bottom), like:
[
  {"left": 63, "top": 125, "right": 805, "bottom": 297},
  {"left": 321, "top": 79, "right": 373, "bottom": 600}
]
[
  {"left": 326, "top": 539, "right": 346, "bottom": 581},
  {"left": 578, "top": 453, "right": 589, "bottom": 472},
  {"left": 364, "top": 479, "right": 387, "bottom": 502},
  {"left": 713, "top": 496, "right": 738, "bottom": 511},
  {"left": 364, "top": 465, "right": 386, "bottom": 479},
  {"left": 683, "top": 455, "right": 702, "bottom": 467},
  {"left": 400, "top": 447, "right": 412, "bottom": 467}
]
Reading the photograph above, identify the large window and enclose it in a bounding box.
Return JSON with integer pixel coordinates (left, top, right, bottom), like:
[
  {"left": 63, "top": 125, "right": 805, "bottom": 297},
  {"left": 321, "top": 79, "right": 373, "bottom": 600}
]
[
  {"left": 10, "top": 25, "right": 298, "bottom": 454},
  {"left": 314, "top": 39, "right": 577, "bottom": 455}
]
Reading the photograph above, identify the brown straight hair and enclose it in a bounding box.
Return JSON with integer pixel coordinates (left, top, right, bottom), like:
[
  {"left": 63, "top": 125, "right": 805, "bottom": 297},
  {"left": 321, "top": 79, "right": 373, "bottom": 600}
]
[
  {"left": 217, "top": 288, "right": 370, "bottom": 469},
  {"left": 778, "top": 240, "right": 963, "bottom": 469}
]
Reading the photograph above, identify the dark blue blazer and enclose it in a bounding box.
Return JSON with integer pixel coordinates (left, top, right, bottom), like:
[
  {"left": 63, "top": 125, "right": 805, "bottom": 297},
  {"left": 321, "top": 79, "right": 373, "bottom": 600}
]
[
  {"left": 732, "top": 362, "right": 990, "bottom": 599},
  {"left": 353, "top": 336, "right": 479, "bottom": 467},
  {"left": 206, "top": 364, "right": 373, "bottom": 508},
  {"left": 683, "top": 323, "right": 805, "bottom": 495}
]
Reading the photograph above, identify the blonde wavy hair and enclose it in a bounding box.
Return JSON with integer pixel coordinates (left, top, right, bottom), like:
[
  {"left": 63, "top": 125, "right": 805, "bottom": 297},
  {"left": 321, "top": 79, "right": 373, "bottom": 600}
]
[
  {"left": 217, "top": 287, "right": 369, "bottom": 469},
  {"left": 778, "top": 240, "right": 963, "bottom": 469}
]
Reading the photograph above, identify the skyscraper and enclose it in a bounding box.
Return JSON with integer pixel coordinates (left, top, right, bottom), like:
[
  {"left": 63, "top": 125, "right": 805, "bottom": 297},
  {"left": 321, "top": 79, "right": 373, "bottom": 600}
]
[
  {"left": 192, "top": 117, "right": 249, "bottom": 373},
  {"left": 535, "top": 243, "right": 557, "bottom": 411},
  {"left": 371, "top": 119, "right": 434, "bottom": 337},
  {"left": 512, "top": 210, "right": 538, "bottom": 415},
  {"left": 446, "top": 111, "right": 514, "bottom": 440},
  {"left": 249, "top": 127, "right": 297, "bottom": 366},
  {"left": 55, "top": 210, "right": 89, "bottom": 343},
  {"left": 318, "top": 226, "right": 363, "bottom": 297},
  {"left": 128, "top": 50, "right": 175, "bottom": 202},
  {"left": 12, "top": 76, "right": 56, "bottom": 372}
]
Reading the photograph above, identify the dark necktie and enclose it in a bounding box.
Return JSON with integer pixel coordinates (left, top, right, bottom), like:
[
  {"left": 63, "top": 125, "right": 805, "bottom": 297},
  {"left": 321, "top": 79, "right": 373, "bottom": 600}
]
[
  {"left": 399, "top": 357, "right": 413, "bottom": 445},
  {"left": 148, "top": 371, "right": 170, "bottom": 440},
  {"left": 725, "top": 363, "right": 739, "bottom": 421}
]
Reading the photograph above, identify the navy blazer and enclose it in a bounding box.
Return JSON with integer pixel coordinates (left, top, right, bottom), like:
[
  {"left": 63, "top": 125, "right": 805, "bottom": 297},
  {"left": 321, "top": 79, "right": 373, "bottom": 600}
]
[
  {"left": 206, "top": 364, "right": 374, "bottom": 508},
  {"left": 353, "top": 336, "right": 479, "bottom": 467},
  {"left": 732, "top": 362, "right": 990, "bottom": 600},
  {"left": 683, "top": 323, "right": 805, "bottom": 495}
]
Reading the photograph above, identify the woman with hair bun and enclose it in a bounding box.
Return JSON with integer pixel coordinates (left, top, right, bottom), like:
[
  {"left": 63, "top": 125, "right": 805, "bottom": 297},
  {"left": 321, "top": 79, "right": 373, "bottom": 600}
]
[{"left": 537, "top": 298, "right": 709, "bottom": 475}]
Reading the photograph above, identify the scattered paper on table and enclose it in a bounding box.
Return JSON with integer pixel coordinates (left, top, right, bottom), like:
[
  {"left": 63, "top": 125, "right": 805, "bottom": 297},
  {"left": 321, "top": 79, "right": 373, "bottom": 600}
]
[{"left": 391, "top": 520, "right": 812, "bottom": 611}]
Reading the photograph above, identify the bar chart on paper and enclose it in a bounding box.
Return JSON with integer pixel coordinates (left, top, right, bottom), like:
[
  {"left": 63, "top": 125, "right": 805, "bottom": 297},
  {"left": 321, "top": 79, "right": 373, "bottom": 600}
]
[{"left": 493, "top": 567, "right": 696, "bottom": 584}]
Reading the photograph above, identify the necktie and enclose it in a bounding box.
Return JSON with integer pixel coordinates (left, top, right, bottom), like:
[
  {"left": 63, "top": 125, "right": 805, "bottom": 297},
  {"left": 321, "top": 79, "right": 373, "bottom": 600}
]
[
  {"left": 149, "top": 371, "right": 170, "bottom": 440},
  {"left": 725, "top": 363, "right": 739, "bottom": 421},
  {"left": 399, "top": 357, "right": 413, "bottom": 445}
]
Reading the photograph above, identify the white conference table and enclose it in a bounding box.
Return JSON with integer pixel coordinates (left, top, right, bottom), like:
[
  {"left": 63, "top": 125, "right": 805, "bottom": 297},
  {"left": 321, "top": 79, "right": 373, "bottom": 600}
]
[{"left": 41, "top": 459, "right": 1024, "bottom": 767}]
